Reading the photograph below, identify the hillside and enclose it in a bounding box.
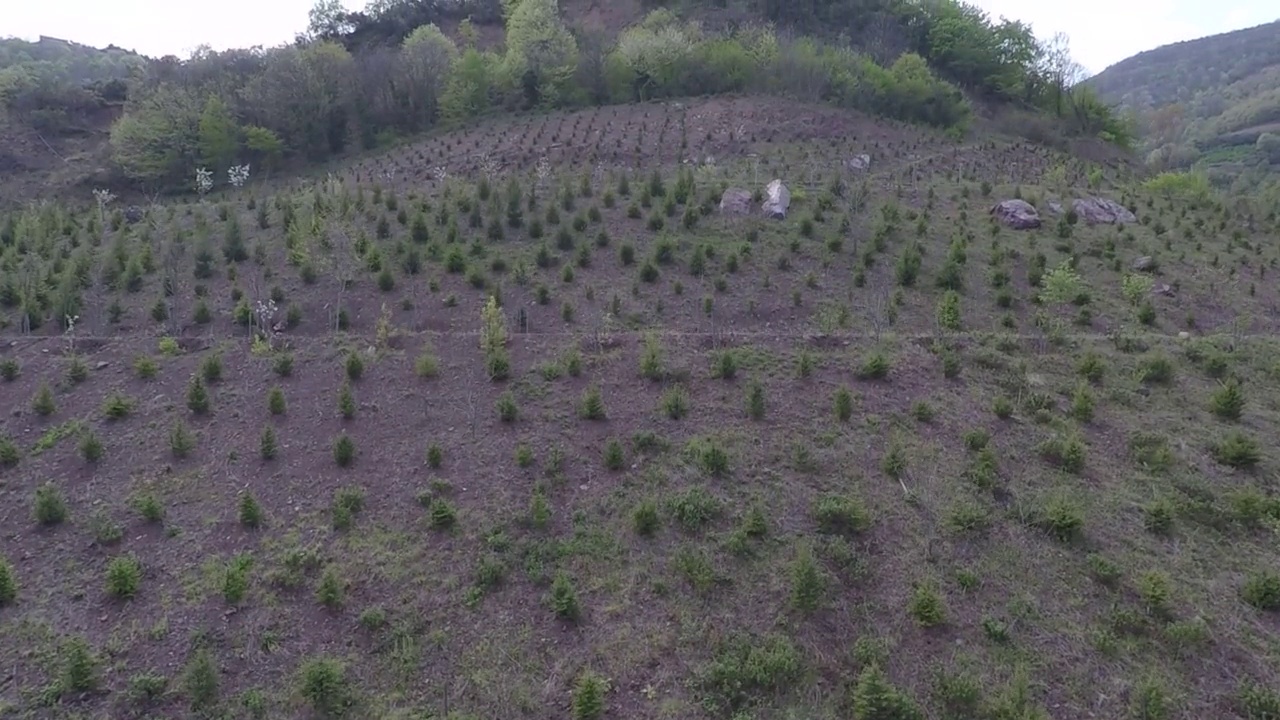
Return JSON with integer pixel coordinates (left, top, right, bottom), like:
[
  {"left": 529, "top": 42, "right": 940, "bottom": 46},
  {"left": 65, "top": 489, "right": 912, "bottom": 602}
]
[
  {"left": 1, "top": 94, "right": 1280, "bottom": 719},
  {"left": 0, "top": 35, "right": 145, "bottom": 200},
  {"left": 1089, "top": 20, "right": 1280, "bottom": 188},
  {"left": 0, "top": 0, "right": 1132, "bottom": 207}
]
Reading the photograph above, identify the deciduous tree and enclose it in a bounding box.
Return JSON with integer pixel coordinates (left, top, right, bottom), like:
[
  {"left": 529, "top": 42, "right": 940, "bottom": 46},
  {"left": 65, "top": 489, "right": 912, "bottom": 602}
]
[{"left": 503, "top": 0, "right": 578, "bottom": 107}]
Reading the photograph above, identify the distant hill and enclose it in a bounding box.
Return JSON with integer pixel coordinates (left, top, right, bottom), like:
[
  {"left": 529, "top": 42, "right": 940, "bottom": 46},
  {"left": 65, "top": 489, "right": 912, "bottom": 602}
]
[
  {"left": 0, "top": 36, "right": 148, "bottom": 199},
  {"left": 1089, "top": 20, "right": 1280, "bottom": 189}
]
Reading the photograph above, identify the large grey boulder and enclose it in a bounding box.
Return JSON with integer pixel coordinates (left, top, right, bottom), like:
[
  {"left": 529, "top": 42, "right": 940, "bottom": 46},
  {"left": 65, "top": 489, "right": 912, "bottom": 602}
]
[
  {"left": 1073, "top": 196, "right": 1136, "bottom": 225},
  {"left": 847, "top": 154, "right": 871, "bottom": 171},
  {"left": 719, "top": 188, "right": 752, "bottom": 215},
  {"left": 990, "top": 199, "right": 1041, "bottom": 230},
  {"left": 762, "top": 179, "right": 790, "bottom": 219}
]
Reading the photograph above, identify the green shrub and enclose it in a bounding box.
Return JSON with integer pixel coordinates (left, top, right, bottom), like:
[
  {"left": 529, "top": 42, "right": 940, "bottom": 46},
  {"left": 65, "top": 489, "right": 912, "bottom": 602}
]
[
  {"left": 711, "top": 349, "right": 739, "bottom": 380},
  {"left": 813, "top": 494, "right": 870, "bottom": 535},
  {"left": 857, "top": 351, "right": 891, "bottom": 380},
  {"left": 1038, "top": 494, "right": 1084, "bottom": 541},
  {"left": 692, "top": 439, "right": 729, "bottom": 476},
  {"left": 66, "top": 356, "right": 88, "bottom": 384},
  {"left": 345, "top": 351, "right": 364, "bottom": 380},
  {"left": 200, "top": 354, "right": 223, "bottom": 383},
  {"left": 333, "top": 434, "right": 356, "bottom": 467},
  {"left": 1137, "top": 354, "right": 1174, "bottom": 385},
  {"left": 32, "top": 382, "right": 56, "bottom": 416},
  {"left": 105, "top": 555, "right": 142, "bottom": 599},
  {"left": 936, "top": 290, "right": 961, "bottom": 330},
  {"left": 1242, "top": 571, "right": 1280, "bottom": 610},
  {"left": 1037, "top": 434, "right": 1087, "bottom": 473},
  {"left": 1210, "top": 378, "right": 1246, "bottom": 420},
  {"left": 497, "top": 391, "right": 519, "bottom": 422},
  {"left": 267, "top": 386, "right": 286, "bottom": 415},
  {"left": 0, "top": 436, "right": 16, "bottom": 467},
  {"left": 259, "top": 425, "right": 278, "bottom": 460},
  {"left": 182, "top": 648, "right": 219, "bottom": 710},
  {"left": 428, "top": 498, "right": 457, "bottom": 529},
  {"left": 639, "top": 333, "right": 664, "bottom": 380},
  {"left": 0, "top": 556, "right": 16, "bottom": 606},
  {"left": 298, "top": 657, "right": 350, "bottom": 716},
  {"left": 186, "top": 375, "right": 210, "bottom": 414},
  {"left": 61, "top": 637, "right": 99, "bottom": 693},
  {"left": 338, "top": 381, "right": 356, "bottom": 419},
  {"left": 851, "top": 664, "right": 923, "bottom": 720},
  {"left": 550, "top": 573, "right": 580, "bottom": 621},
  {"left": 579, "top": 385, "right": 606, "bottom": 420},
  {"left": 316, "top": 567, "right": 345, "bottom": 608},
  {"left": 1138, "top": 570, "right": 1173, "bottom": 618},
  {"left": 745, "top": 380, "right": 766, "bottom": 420},
  {"left": 700, "top": 634, "right": 803, "bottom": 714},
  {"left": 834, "top": 387, "right": 854, "bottom": 421},
  {"left": 661, "top": 386, "right": 689, "bottom": 419},
  {"left": 603, "top": 439, "right": 625, "bottom": 470},
  {"left": 1213, "top": 432, "right": 1260, "bottom": 468},
  {"left": 239, "top": 492, "right": 264, "bottom": 528},
  {"left": 633, "top": 500, "right": 660, "bottom": 536},
  {"left": 790, "top": 546, "right": 825, "bottom": 613},
  {"left": 33, "top": 482, "right": 68, "bottom": 525},
  {"left": 133, "top": 355, "right": 159, "bottom": 379},
  {"left": 571, "top": 671, "right": 608, "bottom": 720},
  {"left": 78, "top": 430, "right": 104, "bottom": 463},
  {"left": 909, "top": 582, "right": 946, "bottom": 627},
  {"left": 133, "top": 492, "right": 164, "bottom": 523},
  {"left": 170, "top": 420, "right": 195, "bottom": 458},
  {"left": 1070, "top": 383, "right": 1095, "bottom": 422},
  {"left": 415, "top": 348, "right": 440, "bottom": 378},
  {"left": 1077, "top": 351, "right": 1106, "bottom": 382},
  {"left": 273, "top": 352, "right": 294, "bottom": 376}
]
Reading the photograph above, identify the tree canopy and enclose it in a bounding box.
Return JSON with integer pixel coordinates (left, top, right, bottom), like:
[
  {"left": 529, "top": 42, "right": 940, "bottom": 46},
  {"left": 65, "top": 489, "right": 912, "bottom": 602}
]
[{"left": 80, "top": 0, "right": 1135, "bottom": 192}]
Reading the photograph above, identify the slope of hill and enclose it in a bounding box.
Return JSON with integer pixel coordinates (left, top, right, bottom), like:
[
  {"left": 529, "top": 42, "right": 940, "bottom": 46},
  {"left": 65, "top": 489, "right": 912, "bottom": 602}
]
[
  {"left": 1, "top": 94, "right": 1279, "bottom": 719},
  {"left": 1089, "top": 20, "right": 1280, "bottom": 187},
  {"left": 0, "top": 0, "right": 1132, "bottom": 208}
]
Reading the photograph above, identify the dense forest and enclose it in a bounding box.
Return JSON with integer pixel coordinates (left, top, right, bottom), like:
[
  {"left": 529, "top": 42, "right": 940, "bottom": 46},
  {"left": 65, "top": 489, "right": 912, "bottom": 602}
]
[
  {"left": 1, "top": 0, "right": 1131, "bottom": 194},
  {"left": 1089, "top": 19, "right": 1280, "bottom": 192}
]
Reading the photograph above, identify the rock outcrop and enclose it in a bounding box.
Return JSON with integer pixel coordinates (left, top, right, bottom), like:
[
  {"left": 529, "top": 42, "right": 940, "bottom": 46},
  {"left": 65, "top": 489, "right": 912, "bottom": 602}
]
[
  {"left": 990, "top": 199, "right": 1041, "bottom": 229},
  {"left": 1072, "top": 197, "right": 1136, "bottom": 225},
  {"left": 719, "top": 188, "right": 752, "bottom": 215},
  {"left": 762, "top": 179, "right": 790, "bottom": 219}
]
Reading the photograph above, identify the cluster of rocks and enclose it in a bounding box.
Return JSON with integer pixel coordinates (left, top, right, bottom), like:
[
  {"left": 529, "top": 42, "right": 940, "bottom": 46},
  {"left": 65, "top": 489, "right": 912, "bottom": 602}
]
[
  {"left": 718, "top": 156, "right": 869, "bottom": 221},
  {"left": 990, "top": 196, "right": 1137, "bottom": 230},
  {"left": 719, "top": 179, "right": 792, "bottom": 219}
]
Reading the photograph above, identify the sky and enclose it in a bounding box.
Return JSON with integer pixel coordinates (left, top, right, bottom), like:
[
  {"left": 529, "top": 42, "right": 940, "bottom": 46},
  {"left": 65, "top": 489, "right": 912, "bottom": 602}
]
[{"left": 4, "top": 0, "right": 1278, "bottom": 76}]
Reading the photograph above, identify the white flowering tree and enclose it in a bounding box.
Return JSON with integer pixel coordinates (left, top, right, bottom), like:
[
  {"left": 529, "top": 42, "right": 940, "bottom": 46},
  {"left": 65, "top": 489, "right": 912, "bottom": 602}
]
[
  {"left": 477, "top": 151, "right": 498, "bottom": 181},
  {"left": 64, "top": 314, "right": 80, "bottom": 353},
  {"left": 228, "top": 164, "right": 251, "bottom": 188},
  {"left": 195, "top": 167, "right": 214, "bottom": 198},
  {"left": 92, "top": 188, "right": 116, "bottom": 228},
  {"left": 254, "top": 298, "right": 279, "bottom": 347}
]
